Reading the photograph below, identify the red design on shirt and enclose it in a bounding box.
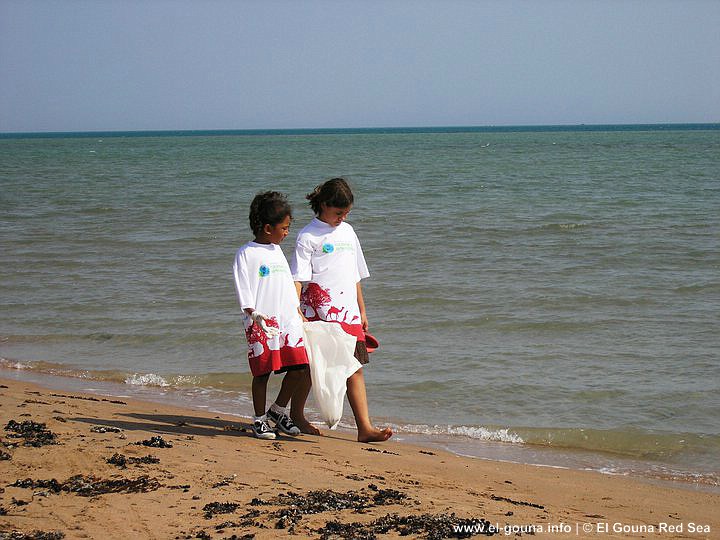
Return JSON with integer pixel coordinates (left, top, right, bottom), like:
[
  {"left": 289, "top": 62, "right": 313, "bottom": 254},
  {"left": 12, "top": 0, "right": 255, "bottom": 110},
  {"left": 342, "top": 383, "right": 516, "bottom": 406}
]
[
  {"left": 300, "top": 282, "right": 364, "bottom": 341},
  {"left": 246, "top": 316, "right": 279, "bottom": 349},
  {"left": 300, "top": 283, "right": 331, "bottom": 318}
]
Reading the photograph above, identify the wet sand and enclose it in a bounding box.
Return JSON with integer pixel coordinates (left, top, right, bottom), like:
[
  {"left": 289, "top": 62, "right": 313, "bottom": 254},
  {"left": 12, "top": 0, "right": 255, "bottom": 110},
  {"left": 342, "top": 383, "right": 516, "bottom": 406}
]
[{"left": 0, "top": 377, "right": 717, "bottom": 539}]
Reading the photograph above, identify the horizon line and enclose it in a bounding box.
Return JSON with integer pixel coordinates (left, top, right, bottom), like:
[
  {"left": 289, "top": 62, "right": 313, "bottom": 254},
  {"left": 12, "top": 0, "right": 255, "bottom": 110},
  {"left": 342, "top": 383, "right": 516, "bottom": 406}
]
[{"left": 1, "top": 122, "right": 719, "bottom": 138}]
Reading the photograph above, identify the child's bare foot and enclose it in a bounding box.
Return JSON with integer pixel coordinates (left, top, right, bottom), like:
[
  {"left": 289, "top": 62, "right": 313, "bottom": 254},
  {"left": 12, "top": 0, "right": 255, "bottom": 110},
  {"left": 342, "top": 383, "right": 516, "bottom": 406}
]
[
  {"left": 291, "top": 415, "right": 321, "bottom": 436},
  {"left": 357, "top": 426, "right": 393, "bottom": 443}
]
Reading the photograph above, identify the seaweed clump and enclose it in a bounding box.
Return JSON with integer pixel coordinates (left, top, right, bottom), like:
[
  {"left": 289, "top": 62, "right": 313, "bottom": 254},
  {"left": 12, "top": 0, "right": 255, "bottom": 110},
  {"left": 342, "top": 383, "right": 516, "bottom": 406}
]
[
  {"left": 271, "top": 485, "right": 409, "bottom": 531},
  {"left": 107, "top": 453, "right": 160, "bottom": 468},
  {"left": 276, "top": 485, "right": 407, "bottom": 515},
  {"left": 0, "top": 531, "right": 65, "bottom": 540},
  {"left": 90, "top": 426, "right": 122, "bottom": 434},
  {"left": 10, "top": 475, "right": 160, "bottom": 497},
  {"left": 4, "top": 420, "right": 57, "bottom": 447},
  {"left": 203, "top": 502, "right": 240, "bottom": 519},
  {"left": 213, "top": 509, "right": 266, "bottom": 532},
  {"left": 317, "top": 513, "right": 497, "bottom": 539},
  {"left": 137, "top": 436, "right": 173, "bottom": 448}
]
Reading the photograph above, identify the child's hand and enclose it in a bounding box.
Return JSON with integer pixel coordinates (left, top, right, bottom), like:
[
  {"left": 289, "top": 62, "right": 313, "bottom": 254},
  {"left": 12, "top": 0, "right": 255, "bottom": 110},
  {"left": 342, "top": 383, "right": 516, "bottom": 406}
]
[
  {"left": 250, "top": 311, "right": 281, "bottom": 338},
  {"left": 361, "top": 313, "right": 369, "bottom": 332}
]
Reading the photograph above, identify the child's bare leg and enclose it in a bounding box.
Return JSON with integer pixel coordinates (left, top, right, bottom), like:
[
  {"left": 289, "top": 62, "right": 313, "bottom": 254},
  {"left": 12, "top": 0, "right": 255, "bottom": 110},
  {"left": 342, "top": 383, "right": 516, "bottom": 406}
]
[
  {"left": 346, "top": 368, "right": 393, "bottom": 443},
  {"left": 274, "top": 369, "right": 302, "bottom": 408},
  {"left": 252, "top": 373, "right": 271, "bottom": 417},
  {"left": 289, "top": 367, "right": 321, "bottom": 435}
]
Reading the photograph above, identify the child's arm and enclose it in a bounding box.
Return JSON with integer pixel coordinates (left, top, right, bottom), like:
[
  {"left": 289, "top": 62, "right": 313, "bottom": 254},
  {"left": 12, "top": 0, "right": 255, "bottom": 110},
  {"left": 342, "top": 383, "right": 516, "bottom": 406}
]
[
  {"left": 357, "top": 282, "right": 368, "bottom": 331},
  {"left": 294, "top": 281, "right": 308, "bottom": 322},
  {"left": 244, "top": 308, "right": 280, "bottom": 338}
]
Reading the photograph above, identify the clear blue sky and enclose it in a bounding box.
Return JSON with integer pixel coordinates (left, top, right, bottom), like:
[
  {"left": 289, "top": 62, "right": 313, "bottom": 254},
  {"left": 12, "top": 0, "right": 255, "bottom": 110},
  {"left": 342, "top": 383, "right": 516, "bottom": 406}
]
[{"left": 1, "top": 0, "right": 719, "bottom": 132}]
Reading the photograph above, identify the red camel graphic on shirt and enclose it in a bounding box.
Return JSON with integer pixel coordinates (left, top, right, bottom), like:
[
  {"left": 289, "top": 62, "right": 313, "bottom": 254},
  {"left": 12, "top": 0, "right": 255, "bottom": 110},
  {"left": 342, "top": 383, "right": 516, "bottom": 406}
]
[
  {"left": 301, "top": 283, "right": 361, "bottom": 338},
  {"left": 326, "top": 305, "right": 344, "bottom": 320}
]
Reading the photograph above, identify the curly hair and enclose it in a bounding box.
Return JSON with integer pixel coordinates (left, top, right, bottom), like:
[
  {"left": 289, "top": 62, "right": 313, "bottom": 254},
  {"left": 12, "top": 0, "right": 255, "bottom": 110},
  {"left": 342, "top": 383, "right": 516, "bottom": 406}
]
[
  {"left": 306, "top": 177, "right": 354, "bottom": 215},
  {"left": 248, "top": 191, "right": 292, "bottom": 235}
]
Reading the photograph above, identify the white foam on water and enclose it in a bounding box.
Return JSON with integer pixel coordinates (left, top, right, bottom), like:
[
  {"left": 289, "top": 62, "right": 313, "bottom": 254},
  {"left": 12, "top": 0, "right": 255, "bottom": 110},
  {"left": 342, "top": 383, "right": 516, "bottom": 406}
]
[
  {"left": 124, "top": 373, "right": 171, "bottom": 387},
  {"left": 389, "top": 423, "right": 525, "bottom": 444}
]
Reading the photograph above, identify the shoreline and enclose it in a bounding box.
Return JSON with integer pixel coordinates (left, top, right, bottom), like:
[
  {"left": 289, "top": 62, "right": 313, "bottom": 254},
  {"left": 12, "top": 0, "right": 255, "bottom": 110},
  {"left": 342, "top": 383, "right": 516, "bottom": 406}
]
[
  {"left": 2, "top": 365, "right": 718, "bottom": 495},
  {"left": 1, "top": 376, "right": 718, "bottom": 539}
]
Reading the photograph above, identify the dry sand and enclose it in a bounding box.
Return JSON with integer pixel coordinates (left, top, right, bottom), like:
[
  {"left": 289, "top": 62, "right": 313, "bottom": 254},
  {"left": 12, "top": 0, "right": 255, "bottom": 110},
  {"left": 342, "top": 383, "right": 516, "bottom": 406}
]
[{"left": 0, "top": 377, "right": 717, "bottom": 539}]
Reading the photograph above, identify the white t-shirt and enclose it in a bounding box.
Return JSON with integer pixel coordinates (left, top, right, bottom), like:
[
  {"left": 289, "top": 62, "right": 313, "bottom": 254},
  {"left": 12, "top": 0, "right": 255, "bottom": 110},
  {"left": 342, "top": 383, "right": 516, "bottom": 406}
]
[
  {"left": 233, "top": 241, "right": 307, "bottom": 375},
  {"left": 291, "top": 218, "right": 369, "bottom": 340}
]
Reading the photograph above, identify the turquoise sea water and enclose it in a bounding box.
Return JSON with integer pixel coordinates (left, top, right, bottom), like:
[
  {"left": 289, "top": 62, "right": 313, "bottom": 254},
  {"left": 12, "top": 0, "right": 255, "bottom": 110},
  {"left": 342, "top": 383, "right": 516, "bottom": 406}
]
[{"left": 1, "top": 125, "right": 719, "bottom": 487}]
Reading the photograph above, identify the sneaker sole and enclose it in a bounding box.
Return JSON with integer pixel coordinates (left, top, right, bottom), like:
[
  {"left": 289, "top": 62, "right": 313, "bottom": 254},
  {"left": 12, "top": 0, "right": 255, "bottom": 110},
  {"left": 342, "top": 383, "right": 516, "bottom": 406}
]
[{"left": 275, "top": 426, "right": 301, "bottom": 436}]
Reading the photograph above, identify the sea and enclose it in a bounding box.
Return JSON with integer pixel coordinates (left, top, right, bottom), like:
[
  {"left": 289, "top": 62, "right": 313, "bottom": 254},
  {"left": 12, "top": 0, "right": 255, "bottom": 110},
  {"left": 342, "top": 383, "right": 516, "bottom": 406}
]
[{"left": 1, "top": 124, "right": 719, "bottom": 489}]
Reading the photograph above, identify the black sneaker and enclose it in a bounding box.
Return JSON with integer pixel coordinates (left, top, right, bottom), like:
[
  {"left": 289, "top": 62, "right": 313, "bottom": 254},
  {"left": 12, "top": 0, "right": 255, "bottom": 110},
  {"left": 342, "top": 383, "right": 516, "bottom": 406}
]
[
  {"left": 252, "top": 418, "right": 277, "bottom": 440},
  {"left": 267, "top": 408, "right": 301, "bottom": 436}
]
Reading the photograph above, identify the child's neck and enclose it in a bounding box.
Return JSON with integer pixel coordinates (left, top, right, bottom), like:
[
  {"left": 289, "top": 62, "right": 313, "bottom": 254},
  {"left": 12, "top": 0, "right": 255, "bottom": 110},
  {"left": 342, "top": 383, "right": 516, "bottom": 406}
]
[{"left": 254, "top": 234, "right": 273, "bottom": 245}]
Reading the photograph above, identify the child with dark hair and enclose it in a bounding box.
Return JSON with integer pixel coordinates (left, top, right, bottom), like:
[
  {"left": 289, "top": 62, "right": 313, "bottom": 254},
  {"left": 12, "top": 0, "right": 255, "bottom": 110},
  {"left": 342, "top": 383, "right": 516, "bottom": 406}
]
[
  {"left": 291, "top": 178, "right": 393, "bottom": 443},
  {"left": 305, "top": 177, "right": 354, "bottom": 215},
  {"left": 233, "top": 191, "right": 315, "bottom": 439}
]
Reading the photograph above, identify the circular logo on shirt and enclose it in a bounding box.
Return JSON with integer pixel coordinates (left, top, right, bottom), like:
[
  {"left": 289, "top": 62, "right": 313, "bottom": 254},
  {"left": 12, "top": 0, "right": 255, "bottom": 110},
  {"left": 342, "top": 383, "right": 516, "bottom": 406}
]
[
  {"left": 322, "top": 243, "right": 335, "bottom": 254},
  {"left": 258, "top": 265, "right": 270, "bottom": 277}
]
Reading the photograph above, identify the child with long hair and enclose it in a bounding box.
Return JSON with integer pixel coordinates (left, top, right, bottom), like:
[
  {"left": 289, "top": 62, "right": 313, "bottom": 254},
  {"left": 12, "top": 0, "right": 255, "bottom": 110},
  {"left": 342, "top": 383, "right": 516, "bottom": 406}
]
[{"left": 291, "top": 178, "right": 392, "bottom": 442}]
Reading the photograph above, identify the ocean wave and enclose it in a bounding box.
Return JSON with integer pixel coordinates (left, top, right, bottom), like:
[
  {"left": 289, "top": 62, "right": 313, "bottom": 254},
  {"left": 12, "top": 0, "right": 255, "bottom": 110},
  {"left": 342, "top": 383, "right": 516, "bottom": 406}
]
[
  {"left": 0, "top": 359, "right": 32, "bottom": 370},
  {"left": 124, "top": 373, "right": 171, "bottom": 387},
  {"left": 0, "top": 358, "right": 253, "bottom": 392},
  {"left": 388, "top": 420, "right": 720, "bottom": 470},
  {"left": 390, "top": 423, "right": 525, "bottom": 444},
  {"left": 509, "top": 426, "right": 720, "bottom": 464},
  {"left": 596, "top": 464, "right": 720, "bottom": 487},
  {"left": 540, "top": 222, "right": 589, "bottom": 231},
  {"left": 0, "top": 358, "right": 119, "bottom": 380}
]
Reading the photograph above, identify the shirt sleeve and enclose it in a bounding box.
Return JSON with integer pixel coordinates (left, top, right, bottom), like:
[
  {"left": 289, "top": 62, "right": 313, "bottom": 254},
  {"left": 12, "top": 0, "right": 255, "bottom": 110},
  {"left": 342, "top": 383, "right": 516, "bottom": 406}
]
[
  {"left": 354, "top": 234, "right": 370, "bottom": 282},
  {"left": 291, "top": 237, "right": 314, "bottom": 282},
  {"left": 232, "top": 251, "right": 255, "bottom": 310}
]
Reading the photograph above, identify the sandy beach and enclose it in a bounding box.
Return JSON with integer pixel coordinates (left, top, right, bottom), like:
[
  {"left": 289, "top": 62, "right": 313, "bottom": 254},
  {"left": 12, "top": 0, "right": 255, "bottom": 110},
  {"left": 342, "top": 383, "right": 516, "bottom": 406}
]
[{"left": 0, "top": 377, "right": 717, "bottom": 540}]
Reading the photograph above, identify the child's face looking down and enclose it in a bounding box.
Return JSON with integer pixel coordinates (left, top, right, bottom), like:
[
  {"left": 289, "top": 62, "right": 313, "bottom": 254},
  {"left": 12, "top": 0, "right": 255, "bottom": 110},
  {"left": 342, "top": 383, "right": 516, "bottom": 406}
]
[
  {"left": 263, "top": 214, "right": 291, "bottom": 244},
  {"left": 319, "top": 204, "right": 351, "bottom": 227}
]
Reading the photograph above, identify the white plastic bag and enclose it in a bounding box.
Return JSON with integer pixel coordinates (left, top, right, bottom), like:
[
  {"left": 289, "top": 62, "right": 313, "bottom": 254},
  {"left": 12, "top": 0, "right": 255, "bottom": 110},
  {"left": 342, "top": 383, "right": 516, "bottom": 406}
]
[{"left": 303, "top": 321, "right": 362, "bottom": 429}]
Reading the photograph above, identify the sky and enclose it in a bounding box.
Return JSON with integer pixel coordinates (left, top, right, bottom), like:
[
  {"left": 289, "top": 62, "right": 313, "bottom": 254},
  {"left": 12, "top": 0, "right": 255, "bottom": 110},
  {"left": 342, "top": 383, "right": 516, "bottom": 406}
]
[{"left": 1, "top": 0, "right": 719, "bottom": 132}]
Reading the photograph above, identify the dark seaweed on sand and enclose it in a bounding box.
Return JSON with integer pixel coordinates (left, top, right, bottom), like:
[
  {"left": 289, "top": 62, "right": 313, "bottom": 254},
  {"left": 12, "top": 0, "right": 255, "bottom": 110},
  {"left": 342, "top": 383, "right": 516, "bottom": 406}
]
[
  {"left": 268, "top": 486, "right": 410, "bottom": 532},
  {"left": 489, "top": 495, "right": 544, "bottom": 509},
  {"left": 107, "top": 453, "right": 160, "bottom": 468},
  {"left": 317, "top": 513, "right": 497, "bottom": 539},
  {"left": 0, "top": 531, "right": 65, "bottom": 540},
  {"left": 136, "top": 436, "right": 173, "bottom": 448},
  {"left": 274, "top": 485, "right": 408, "bottom": 515},
  {"left": 10, "top": 475, "right": 160, "bottom": 496},
  {"left": 90, "top": 426, "right": 122, "bottom": 434},
  {"left": 49, "top": 393, "right": 126, "bottom": 405},
  {"left": 250, "top": 487, "right": 494, "bottom": 539},
  {"left": 202, "top": 502, "right": 240, "bottom": 519},
  {"left": 4, "top": 420, "right": 57, "bottom": 447}
]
